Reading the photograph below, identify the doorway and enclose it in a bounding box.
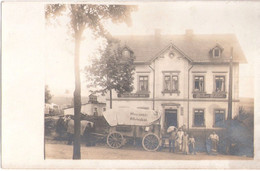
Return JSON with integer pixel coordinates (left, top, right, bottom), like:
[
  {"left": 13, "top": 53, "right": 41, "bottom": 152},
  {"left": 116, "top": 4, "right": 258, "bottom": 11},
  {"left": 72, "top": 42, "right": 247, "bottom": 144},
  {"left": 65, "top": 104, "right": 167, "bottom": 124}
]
[{"left": 165, "top": 109, "right": 178, "bottom": 128}]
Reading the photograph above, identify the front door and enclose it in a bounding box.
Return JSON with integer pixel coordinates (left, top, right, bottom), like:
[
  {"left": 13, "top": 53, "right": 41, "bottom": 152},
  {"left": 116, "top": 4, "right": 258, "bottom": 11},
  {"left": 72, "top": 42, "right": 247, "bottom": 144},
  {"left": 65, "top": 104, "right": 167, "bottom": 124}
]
[{"left": 165, "top": 109, "right": 178, "bottom": 128}]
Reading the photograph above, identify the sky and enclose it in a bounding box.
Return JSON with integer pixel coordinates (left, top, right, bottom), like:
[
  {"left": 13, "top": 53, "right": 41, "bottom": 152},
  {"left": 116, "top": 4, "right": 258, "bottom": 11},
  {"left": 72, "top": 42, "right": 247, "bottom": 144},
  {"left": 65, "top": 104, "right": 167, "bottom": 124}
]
[{"left": 45, "top": 1, "right": 260, "bottom": 98}]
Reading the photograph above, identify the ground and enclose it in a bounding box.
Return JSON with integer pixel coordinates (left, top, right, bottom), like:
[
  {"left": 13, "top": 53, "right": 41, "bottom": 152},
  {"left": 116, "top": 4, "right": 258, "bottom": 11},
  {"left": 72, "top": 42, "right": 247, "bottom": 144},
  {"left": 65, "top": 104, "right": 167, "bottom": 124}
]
[{"left": 45, "top": 141, "right": 252, "bottom": 160}]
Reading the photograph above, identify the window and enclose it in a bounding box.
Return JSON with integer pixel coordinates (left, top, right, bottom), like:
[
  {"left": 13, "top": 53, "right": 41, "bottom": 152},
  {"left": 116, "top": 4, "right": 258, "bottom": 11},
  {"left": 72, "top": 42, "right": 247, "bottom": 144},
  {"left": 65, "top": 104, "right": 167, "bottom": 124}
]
[
  {"left": 194, "top": 109, "right": 205, "bottom": 127},
  {"left": 103, "top": 108, "right": 106, "bottom": 112},
  {"left": 194, "top": 76, "right": 204, "bottom": 92},
  {"left": 163, "top": 73, "right": 179, "bottom": 92},
  {"left": 172, "top": 76, "right": 178, "bottom": 91},
  {"left": 93, "top": 107, "right": 98, "bottom": 116},
  {"left": 164, "top": 75, "right": 171, "bottom": 91},
  {"left": 214, "top": 109, "right": 225, "bottom": 127},
  {"left": 123, "top": 50, "right": 130, "bottom": 58},
  {"left": 169, "top": 52, "right": 174, "bottom": 58},
  {"left": 214, "top": 49, "right": 220, "bottom": 57},
  {"left": 215, "top": 76, "right": 225, "bottom": 92},
  {"left": 212, "top": 48, "right": 222, "bottom": 58},
  {"left": 139, "top": 76, "right": 148, "bottom": 92}
]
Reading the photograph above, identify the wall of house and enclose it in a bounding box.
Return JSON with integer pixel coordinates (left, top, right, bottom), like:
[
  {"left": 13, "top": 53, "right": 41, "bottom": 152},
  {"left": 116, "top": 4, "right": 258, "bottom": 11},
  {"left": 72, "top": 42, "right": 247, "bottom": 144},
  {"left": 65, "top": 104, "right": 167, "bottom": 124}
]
[
  {"left": 153, "top": 47, "right": 189, "bottom": 100},
  {"left": 106, "top": 46, "right": 240, "bottom": 131},
  {"left": 190, "top": 64, "right": 239, "bottom": 100}
]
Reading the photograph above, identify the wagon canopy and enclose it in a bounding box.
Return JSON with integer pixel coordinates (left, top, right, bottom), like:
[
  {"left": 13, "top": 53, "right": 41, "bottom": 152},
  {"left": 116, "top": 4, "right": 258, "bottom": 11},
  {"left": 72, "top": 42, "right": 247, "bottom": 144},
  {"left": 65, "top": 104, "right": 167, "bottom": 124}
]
[{"left": 103, "top": 108, "right": 161, "bottom": 126}]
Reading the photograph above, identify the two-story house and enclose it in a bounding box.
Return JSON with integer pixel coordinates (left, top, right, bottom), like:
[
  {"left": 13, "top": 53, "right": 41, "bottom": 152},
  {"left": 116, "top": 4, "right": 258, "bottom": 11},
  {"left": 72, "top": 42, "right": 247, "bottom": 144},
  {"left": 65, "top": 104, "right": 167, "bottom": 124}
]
[{"left": 107, "top": 30, "right": 247, "bottom": 132}]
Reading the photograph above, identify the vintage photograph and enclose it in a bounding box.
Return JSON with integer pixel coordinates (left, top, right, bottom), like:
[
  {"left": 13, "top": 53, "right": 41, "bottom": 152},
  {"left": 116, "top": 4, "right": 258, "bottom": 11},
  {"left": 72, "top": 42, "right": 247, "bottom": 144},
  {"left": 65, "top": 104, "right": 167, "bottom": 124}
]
[{"left": 44, "top": 2, "right": 255, "bottom": 161}]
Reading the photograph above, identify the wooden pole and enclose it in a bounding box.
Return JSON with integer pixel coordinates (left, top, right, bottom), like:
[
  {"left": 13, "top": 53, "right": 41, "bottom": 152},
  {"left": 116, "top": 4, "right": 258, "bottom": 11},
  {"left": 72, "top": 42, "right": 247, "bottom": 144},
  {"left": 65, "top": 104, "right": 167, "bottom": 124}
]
[
  {"left": 227, "top": 47, "right": 233, "bottom": 120},
  {"left": 73, "top": 32, "right": 82, "bottom": 160}
]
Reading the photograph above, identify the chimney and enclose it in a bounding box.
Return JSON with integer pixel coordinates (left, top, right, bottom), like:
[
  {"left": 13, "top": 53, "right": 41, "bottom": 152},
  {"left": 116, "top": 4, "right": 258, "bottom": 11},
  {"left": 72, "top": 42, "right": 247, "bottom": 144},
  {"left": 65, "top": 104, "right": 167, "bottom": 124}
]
[{"left": 185, "top": 29, "right": 193, "bottom": 38}]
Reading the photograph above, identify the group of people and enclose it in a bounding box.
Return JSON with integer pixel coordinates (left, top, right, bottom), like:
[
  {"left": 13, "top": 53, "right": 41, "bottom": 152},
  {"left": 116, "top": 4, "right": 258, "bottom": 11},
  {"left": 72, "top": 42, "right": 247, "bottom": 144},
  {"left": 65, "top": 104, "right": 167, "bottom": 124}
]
[
  {"left": 166, "top": 125, "right": 219, "bottom": 155},
  {"left": 56, "top": 116, "right": 96, "bottom": 146},
  {"left": 167, "top": 126, "right": 196, "bottom": 155}
]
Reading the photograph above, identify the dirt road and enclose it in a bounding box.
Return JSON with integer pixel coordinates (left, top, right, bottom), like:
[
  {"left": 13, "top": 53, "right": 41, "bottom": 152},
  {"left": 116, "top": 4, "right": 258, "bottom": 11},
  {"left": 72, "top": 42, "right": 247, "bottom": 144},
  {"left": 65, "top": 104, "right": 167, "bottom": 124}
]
[{"left": 45, "top": 143, "right": 252, "bottom": 160}]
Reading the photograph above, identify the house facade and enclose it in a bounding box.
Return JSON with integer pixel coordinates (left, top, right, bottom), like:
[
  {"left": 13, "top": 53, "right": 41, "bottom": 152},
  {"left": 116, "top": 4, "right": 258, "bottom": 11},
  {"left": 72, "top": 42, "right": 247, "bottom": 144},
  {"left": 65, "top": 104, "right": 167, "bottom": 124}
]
[{"left": 106, "top": 30, "right": 247, "bottom": 132}]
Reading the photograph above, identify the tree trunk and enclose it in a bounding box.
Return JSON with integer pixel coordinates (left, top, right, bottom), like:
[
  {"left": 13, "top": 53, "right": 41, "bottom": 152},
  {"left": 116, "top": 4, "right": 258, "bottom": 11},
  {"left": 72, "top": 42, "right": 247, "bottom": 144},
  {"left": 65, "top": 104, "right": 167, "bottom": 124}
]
[
  {"left": 110, "top": 89, "right": 112, "bottom": 109},
  {"left": 73, "top": 32, "right": 82, "bottom": 160}
]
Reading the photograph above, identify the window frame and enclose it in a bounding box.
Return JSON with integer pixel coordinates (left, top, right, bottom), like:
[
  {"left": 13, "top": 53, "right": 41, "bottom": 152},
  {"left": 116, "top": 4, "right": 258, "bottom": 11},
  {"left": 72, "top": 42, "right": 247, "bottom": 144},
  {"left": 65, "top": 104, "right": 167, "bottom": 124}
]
[
  {"left": 138, "top": 75, "right": 149, "bottom": 92},
  {"left": 213, "top": 108, "right": 226, "bottom": 127},
  {"left": 123, "top": 49, "right": 130, "bottom": 58},
  {"left": 193, "top": 108, "right": 206, "bottom": 127},
  {"left": 214, "top": 75, "right": 226, "bottom": 93},
  {"left": 93, "top": 107, "right": 98, "bottom": 116},
  {"left": 213, "top": 47, "right": 222, "bottom": 58},
  {"left": 162, "top": 71, "right": 180, "bottom": 95},
  {"left": 193, "top": 75, "right": 206, "bottom": 92}
]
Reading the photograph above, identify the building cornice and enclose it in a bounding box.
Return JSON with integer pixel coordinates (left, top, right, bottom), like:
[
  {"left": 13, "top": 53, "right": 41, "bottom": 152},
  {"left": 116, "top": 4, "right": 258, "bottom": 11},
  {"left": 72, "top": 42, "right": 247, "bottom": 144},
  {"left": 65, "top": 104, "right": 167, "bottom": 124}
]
[{"left": 106, "top": 98, "right": 240, "bottom": 102}]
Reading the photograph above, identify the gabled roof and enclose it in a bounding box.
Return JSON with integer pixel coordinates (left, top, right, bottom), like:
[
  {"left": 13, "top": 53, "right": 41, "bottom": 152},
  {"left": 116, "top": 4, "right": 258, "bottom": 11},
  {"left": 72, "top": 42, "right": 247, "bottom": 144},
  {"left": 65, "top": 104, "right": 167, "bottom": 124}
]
[
  {"left": 114, "top": 34, "right": 247, "bottom": 64},
  {"left": 149, "top": 43, "right": 193, "bottom": 62}
]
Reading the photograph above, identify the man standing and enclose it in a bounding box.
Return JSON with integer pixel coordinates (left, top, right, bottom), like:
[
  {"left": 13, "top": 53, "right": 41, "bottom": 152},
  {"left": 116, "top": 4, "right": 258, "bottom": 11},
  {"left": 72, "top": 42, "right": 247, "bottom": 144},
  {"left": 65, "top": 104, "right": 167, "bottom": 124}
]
[
  {"left": 176, "top": 127, "right": 184, "bottom": 152},
  {"left": 189, "top": 135, "right": 196, "bottom": 155},
  {"left": 182, "top": 132, "right": 189, "bottom": 155},
  {"left": 168, "top": 127, "right": 177, "bottom": 152},
  {"left": 209, "top": 131, "right": 219, "bottom": 154}
]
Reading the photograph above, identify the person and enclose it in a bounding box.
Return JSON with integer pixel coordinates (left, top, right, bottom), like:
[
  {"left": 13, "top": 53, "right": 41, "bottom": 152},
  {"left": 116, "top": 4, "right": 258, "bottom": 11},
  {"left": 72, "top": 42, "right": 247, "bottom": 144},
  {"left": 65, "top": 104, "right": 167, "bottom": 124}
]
[
  {"left": 176, "top": 128, "right": 184, "bottom": 152},
  {"left": 209, "top": 131, "right": 219, "bottom": 154},
  {"left": 206, "top": 136, "right": 212, "bottom": 155},
  {"left": 189, "top": 135, "right": 196, "bottom": 155},
  {"left": 84, "top": 123, "right": 92, "bottom": 146},
  {"left": 182, "top": 132, "right": 189, "bottom": 155},
  {"left": 168, "top": 127, "right": 177, "bottom": 153},
  {"left": 66, "top": 118, "right": 74, "bottom": 145},
  {"left": 56, "top": 116, "right": 66, "bottom": 140}
]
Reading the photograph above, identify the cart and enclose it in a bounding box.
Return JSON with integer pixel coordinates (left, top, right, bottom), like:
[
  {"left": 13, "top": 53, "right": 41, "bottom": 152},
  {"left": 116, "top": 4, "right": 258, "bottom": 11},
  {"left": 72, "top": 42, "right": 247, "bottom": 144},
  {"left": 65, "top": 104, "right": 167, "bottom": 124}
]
[{"left": 103, "top": 108, "right": 162, "bottom": 151}]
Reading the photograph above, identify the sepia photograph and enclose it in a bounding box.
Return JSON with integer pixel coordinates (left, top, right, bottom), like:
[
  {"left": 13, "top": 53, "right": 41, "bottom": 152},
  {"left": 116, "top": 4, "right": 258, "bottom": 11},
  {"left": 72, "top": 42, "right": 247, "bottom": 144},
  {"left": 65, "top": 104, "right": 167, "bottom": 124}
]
[
  {"left": 2, "top": 0, "right": 260, "bottom": 169},
  {"left": 44, "top": 2, "right": 255, "bottom": 161}
]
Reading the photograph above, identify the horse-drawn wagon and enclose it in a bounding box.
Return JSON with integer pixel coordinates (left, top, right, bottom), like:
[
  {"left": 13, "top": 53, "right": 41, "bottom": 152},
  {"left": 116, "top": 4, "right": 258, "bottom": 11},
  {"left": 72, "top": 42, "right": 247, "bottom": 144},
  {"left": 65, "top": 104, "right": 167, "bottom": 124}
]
[{"left": 102, "top": 108, "right": 162, "bottom": 151}]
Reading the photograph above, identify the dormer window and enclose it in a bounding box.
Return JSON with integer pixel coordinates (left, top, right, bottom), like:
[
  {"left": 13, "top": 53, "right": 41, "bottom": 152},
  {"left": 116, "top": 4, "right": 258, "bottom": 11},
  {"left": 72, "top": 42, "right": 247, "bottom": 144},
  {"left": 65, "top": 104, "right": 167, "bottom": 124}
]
[
  {"left": 211, "top": 44, "right": 223, "bottom": 58},
  {"left": 213, "top": 49, "right": 220, "bottom": 57},
  {"left": 123, "top": 49, "right": 130, "bottom": 58}
]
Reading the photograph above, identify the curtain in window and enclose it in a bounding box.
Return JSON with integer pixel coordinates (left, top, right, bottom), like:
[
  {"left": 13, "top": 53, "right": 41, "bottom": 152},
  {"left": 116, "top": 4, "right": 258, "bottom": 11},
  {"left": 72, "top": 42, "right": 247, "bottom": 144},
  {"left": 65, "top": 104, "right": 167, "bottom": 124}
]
[
  {"left": 164, "top": 75, "right": 171, "bottom": 91},
  {"left": 139, "top": 76, "right": 148, "bottom": 91},
  {"left": 172, "top": 76, "right": 178, "bottom": 91},
  {"left": 194, "top": 76, "right": 204, "bottom": 91},
  {"left": 215, "top": 76, "right": 225, "bottom": 92}
]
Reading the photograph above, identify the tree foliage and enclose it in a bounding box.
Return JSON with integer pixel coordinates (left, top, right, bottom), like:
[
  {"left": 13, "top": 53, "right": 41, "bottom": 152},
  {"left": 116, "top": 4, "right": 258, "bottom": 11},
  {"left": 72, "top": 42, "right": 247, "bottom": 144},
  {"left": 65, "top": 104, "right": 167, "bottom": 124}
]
[
  {"left": 45, "top": 85, "right": 52, "bottom": 103},
  {"left": 45, "top": 4, "right": 137, "bottom": 159},
  {"left": 85, "top": 42, "right": 135, "bottom": 95}
]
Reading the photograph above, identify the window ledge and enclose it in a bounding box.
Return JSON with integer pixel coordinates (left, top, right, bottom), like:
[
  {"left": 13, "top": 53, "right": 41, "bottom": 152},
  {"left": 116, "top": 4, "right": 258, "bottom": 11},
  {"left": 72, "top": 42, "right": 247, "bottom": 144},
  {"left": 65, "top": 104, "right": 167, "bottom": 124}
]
[
  {"left": 212, "top": 91, "right": 227, "bottom": 94},
  {"left": 213, "top": 125, "right": 225, "bottom": 128},
  {"left": 162, "top": 90, "right": 180, "bottom": 96},
  {"left": 136, "top": 91, "right": 150, "bottom": 94},
  {"left": 192, "top": 91, "right": 206, "bottom": 94},
  {"left": 192, "top": 125, "right": 206, "bottom": 128}
]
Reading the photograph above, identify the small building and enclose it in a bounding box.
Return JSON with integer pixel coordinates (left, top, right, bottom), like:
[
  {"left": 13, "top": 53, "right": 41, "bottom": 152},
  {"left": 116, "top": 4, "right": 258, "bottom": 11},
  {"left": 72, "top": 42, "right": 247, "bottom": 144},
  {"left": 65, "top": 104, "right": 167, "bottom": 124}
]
[
  {"left": 45, "top": 103, "right": 61, "bottom": 115},
  {"left": 64, "top": 94, "right": 106, "bottom": 116}
]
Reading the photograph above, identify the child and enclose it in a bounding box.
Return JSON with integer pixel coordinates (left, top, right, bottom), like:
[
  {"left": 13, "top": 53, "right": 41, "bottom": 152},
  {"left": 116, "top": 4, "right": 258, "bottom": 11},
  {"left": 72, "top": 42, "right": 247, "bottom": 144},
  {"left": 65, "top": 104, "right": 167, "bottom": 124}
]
[{"left": 189, "top": 135, "right": 196, "bottom": 155}]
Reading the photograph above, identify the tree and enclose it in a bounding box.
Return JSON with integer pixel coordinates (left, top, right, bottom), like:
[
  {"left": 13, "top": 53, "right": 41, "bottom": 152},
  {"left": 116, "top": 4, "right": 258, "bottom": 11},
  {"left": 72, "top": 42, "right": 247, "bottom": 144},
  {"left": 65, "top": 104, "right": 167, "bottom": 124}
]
[
  {"left": 45, "top": 4, "right": 137, "bottom": 159},
  {"left": 45, "top": 85, "right": 52, "bottom": 103},
  {"left": 85, "top": 42, "right": 135, "bottom": 108}
]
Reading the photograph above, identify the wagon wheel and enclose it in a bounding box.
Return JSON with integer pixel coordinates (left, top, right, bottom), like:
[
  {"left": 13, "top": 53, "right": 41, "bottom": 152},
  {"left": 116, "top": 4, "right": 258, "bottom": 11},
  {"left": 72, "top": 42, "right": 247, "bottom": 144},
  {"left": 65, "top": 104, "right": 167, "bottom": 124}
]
[
  {"left": 142, "top": 133, "right": 160, "bottom": 151},
  {"left": 107, "top": 132, "right": 124, "bottom": 149}
]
